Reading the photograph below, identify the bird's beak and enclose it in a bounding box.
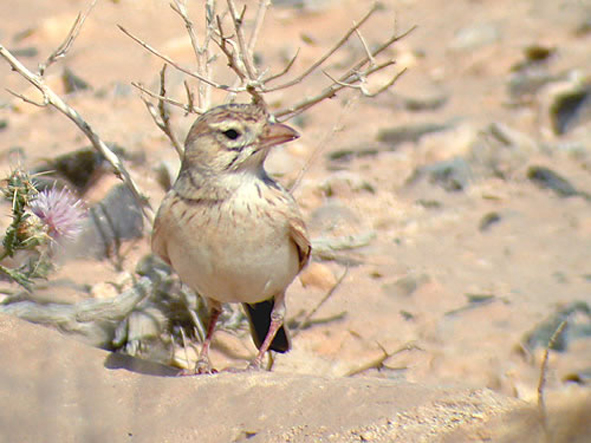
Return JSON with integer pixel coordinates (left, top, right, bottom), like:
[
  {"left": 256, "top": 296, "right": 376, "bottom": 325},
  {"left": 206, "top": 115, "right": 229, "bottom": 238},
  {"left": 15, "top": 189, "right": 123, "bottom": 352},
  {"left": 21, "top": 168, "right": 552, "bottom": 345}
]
[{"left": 259, "top": 122, "right": 300, "bottom": 149}]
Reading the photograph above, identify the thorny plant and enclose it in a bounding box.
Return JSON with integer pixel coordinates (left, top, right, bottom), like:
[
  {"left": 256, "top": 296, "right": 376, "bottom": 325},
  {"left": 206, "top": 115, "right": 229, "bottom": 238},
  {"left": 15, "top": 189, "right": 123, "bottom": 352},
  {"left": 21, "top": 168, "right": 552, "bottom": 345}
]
[{"left": 0, "top": 170, "right": 85, "bottom": 291}]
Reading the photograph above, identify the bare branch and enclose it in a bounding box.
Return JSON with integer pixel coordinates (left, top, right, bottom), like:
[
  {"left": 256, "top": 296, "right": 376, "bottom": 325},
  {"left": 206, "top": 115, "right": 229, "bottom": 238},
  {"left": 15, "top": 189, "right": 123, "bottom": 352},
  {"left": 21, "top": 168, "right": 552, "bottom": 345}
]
[
  {"left": 276, "top": 61, "right": 405, "bottom": 121},
  {"left": 157, "top": 65, "right": 183, "bottom": 156},
  {"left": 344, "top": 25, "right": 417, "bottom": 78},
  {"left": 118, "top": 25, "right": 240, "bottom": 93},
  {"left": 247, "top": 0, "right": 271, "bottom": 57},
  {"left": 183, "top": 80, "right": 196, "bottom": 116},
  {"left": 131, "top": 82, "right": 202, "bottom": 114},
  {"left": 137, "top": 65, "right": 184, "bottom": 158},
  {"left": 214, "top": 11, "right": 265, "bottom": 104},
  {"left": 214, "top": 15, "right": 248, "bottom": 83},
  {"left": 323, "top": 62, "right": 404, "bottom": 97},
  {"left": 292, "top": 266, "right": 348, "bottom": 338},
  {"left": 263, "top": 3, "right": 381, "bottom": 92},
  {"left": 0, "top": 44, "right": 154, "bottom": 223},
  {"left": 170, "top": 1, "right": 202, "bottom": 68},
  {"left": 354, "top": 28, "right": 376, "bottom": 67},
  {"left": 344, "top": 341, "right": 422, "bottom": 377},
  {"left": 227, "top": 0, "right": 257, "bottom": 79},
  {"left": 263, "top": 48, "right": 300, "bottom": 84},
  {"left": 39, "top": 0, "right": 98, "bottom": 76},
  {"left": 6, "top": 88, "right": 48, "bottom": 107},
  {"left": 362, "top": 67, "right": 406, "bottom": 97},
  {"left": 170, "top": 0, "right": 213, "bottom": 109}
]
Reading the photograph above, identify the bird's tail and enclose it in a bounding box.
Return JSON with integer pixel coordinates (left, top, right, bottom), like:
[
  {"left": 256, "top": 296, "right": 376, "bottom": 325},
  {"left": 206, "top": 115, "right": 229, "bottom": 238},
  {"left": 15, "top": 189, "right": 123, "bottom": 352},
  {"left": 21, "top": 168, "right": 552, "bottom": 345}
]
[{"left": 243, "top": 299, "right": 290, "bottom": 353}]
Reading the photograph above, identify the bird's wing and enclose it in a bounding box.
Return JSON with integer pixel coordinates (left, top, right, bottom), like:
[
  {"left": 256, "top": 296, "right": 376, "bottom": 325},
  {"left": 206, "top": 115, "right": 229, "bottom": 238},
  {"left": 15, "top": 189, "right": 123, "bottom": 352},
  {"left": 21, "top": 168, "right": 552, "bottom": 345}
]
[
  {"left": 151, "top": 194, "right": 173, "bottom": 265},
  {"left": 289, "top": 214, "right": 311, "bottom": 271}
]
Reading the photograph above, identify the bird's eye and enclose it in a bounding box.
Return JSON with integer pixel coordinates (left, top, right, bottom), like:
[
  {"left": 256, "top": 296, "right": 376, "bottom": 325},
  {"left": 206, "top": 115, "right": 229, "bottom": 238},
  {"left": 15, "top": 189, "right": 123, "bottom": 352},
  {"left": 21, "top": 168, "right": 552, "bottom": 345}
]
[{"left": 222, "top": 129, "right": 241, "bottom": 140}]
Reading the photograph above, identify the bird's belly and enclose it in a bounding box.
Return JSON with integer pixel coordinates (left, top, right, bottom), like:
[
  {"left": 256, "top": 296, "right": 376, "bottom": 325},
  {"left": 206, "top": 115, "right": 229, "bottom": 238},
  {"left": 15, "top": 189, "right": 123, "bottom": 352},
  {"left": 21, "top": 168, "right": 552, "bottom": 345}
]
[{"left": 167, "top": 212, "right": 299, "bottom": 304}]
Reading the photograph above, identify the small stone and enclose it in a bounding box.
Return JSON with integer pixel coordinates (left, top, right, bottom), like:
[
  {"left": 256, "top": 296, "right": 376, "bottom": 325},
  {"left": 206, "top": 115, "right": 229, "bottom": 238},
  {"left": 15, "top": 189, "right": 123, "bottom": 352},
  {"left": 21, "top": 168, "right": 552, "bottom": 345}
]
[
  {"left": 91, "top": 281, "right": 119, "bottom": 299},
  {"left": 507, "top": 69, "right": 559, "bottom": 100},
  {"left": 479, "top": 212, "right": 502, "bottom": 232},
  {"left": 299, "top": 262, "right": 337, "bottom": 292},
  {"left": 527, "top": 166, "right": 578, "bottom": 198},
  {"left": 9, "top": 47, "right": 38, "bottom": 58},
  {"left": 383, "top": 274, "right": 430, "bottom": 298},
  {"left": 549, "top": 83, "right": 591, "bottom": 135},
  {"left": 321, "top": 171, "right": 375, "bottom": 197},
  {"left": 415, "top": 158, "right": 472, "bottom": 192},
  {"left": 400, "top": 93, "right": 448, "bottom": 112},
  {"left": 377, "top": 122, "right": 453, "bottom": 148},
  {"left": 62, "top": 67, "right": 91, "bottom": 94},
  {"left": 469, "top": 122, "right": 538, "bottom": 179},
  {"left": 327, "top": 146, "right": 380, "bottom": 163},
  {"left": 308, "top": 202, "right": 362, "bottom": 236},
  {"left": 449, "top": 23, "right": 500, "bottom": 51}
]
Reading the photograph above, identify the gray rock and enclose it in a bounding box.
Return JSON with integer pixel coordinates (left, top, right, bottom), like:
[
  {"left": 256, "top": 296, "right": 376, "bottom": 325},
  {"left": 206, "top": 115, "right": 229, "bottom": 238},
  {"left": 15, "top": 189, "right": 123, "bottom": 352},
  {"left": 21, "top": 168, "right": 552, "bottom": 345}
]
[
  {"left": 549, "top": 82, "right": 591, "bottom": 135},
  {"left": 377, "top": 122, "right": 453, "bottom": 149},
  {"left": 527, "top": 165, "right": 579, "bottom": 198},
  {"left": 72, "top": 184, "right": 145, "bottom": 259},
  {"left": 407, "top": 157, "right": 473, "bottom": 192}
]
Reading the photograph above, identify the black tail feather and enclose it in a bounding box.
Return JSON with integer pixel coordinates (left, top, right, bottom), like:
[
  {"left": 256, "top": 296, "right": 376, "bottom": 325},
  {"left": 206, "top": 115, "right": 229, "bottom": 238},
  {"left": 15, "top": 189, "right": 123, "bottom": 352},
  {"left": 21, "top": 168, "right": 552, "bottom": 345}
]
[{"left": 243, "top": 300, "right": 290, "bottom": 353}]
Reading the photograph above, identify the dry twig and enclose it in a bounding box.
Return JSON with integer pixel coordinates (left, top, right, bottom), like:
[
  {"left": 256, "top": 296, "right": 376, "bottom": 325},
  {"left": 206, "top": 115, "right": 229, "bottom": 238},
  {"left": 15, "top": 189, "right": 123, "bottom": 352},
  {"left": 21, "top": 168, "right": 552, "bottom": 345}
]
[
  {"left": 132, "top": 81, "right": 202, "bottom": 116},
  {"left": 122, "top": 1, "right": 415, "bottom": 123},
  {"left": 537, "top": 318, "right": 568, "bottom": 440},
  {"left": 170, "top": 0, "right": 216, "bottom": 108},
  {"left": 344, "top": 341, "right": 422, "bottom": 377},
  {"left": 226, "top": 0, "right": 258, "bottom": 80},
  {"left": 0, "top": 44, "right": 154, "bottom": 223},
  {"left": 263, "top": 3, "right": 381, "bottom": 92},
  {"left": 292, "top": 266, "right": 348, "bottom": 338},
  {"left": 118, "top": 25, "right": 238, "bottom": 94},
  {"left": 39, "top": 0, "right": 98, "bottom": 75},
  {"left": 137, "top": 65, "right": 184, "bottom": 157}
]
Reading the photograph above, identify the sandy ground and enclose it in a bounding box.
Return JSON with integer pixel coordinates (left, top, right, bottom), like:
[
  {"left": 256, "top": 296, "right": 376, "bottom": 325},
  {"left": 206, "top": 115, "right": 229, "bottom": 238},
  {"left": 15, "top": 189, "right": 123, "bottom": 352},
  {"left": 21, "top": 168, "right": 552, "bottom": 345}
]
[{"left": 1, "top": 0, "right": 591, "bottom": 441}]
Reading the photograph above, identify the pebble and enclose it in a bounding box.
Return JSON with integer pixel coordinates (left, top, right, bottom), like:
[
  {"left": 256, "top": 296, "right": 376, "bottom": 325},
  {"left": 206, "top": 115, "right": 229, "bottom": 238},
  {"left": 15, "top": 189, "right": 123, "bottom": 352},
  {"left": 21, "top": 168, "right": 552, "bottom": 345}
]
[
  {"left": 62, "top": 67, "right": 91, "bottom": 94},
  {"left": 320, "top": 171, "right": 375, "bottom": 197},
  {"left": 479, "top": 212, "right": 502, "bottom": 232},
  {"left": 407, "top": 158, "right": 472, "bottom": 193},
  {"left": 299, "top": 262, "right": 337, "bottom": 292},
  {"left": 549, "top": 83, "right": 591, "bottom": 135},
  {"left": 449, "top": 23, "right": 500, "bottom": 51},
  {"left": 377, "top": 122, "right": 453, "bottom": 149},
  {"left": 527, "top": 166, "right": 579, "bottom": 198},
  {"left": 383, "top": 273, "right": 430, "bottom": 298},
  {"left": 308, "top": 201, "right": 362, "bottom": 236}
]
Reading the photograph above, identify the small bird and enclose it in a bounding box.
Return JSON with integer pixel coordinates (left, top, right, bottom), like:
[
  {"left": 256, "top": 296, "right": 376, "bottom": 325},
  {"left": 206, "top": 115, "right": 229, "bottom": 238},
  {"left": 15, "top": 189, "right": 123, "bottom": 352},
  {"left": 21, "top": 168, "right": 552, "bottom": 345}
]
[{"left": 151, "top": 103, "right": 311, "bottom": 373}]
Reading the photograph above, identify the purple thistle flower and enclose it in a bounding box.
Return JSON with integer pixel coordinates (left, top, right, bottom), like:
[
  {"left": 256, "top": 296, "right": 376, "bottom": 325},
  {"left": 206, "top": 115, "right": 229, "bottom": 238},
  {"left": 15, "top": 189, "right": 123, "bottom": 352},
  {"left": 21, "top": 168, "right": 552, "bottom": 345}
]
[{"left": 29, "top": 187, "right": 86, "bottom": 242}]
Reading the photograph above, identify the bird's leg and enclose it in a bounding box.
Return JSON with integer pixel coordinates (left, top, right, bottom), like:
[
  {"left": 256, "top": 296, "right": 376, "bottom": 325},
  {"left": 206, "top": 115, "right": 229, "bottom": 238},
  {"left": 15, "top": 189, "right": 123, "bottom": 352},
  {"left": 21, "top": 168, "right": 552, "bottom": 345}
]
[
  {"left": 248, "top": 293, "right": 286, "bottom": 370},
  {"left": 195, "top": 302, "right": 222, "bottom": 374}
]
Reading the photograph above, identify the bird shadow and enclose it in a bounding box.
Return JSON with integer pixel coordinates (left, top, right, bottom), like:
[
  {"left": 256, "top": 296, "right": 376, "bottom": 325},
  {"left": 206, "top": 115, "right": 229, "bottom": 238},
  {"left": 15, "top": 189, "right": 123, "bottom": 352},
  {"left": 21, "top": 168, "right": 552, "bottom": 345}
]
[{"left": 103, "top": 352, "right": 180, "bottom": 377}]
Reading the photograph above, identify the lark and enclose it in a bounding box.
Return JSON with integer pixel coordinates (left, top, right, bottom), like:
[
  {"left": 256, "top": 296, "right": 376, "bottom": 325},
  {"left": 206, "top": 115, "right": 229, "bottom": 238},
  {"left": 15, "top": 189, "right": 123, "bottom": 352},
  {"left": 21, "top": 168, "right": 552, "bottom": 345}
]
[{"left": 152, "top": 103, "right": 311, "bottom": 373}]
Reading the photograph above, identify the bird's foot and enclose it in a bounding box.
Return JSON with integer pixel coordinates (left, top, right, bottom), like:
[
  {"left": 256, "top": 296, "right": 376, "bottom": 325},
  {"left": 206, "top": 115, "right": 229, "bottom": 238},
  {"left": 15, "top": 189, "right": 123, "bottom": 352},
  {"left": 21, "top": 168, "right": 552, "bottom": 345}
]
[
  {"left": 245, "top": 358, "right": 265, "bottom": 372},
  {"left": 176, "top": 358, "right": 218, "bottom": 376},
  {"left": 195, "top": 357, "right": 218, "bottom": 375},
  {"left": 220, "top": 360, "right": 265, "bottom": 374}
]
